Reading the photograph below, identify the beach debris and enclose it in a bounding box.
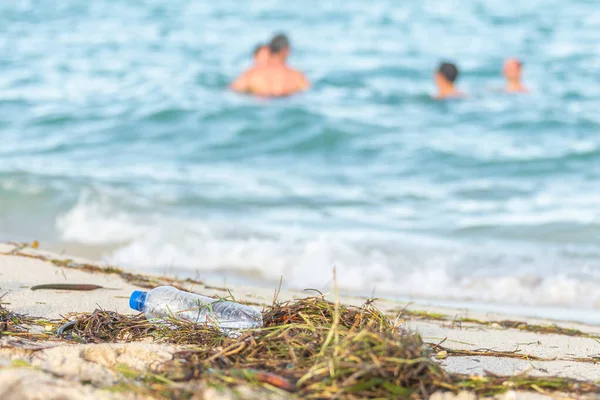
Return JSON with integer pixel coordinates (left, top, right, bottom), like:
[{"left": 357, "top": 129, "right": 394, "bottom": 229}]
[
  {"left": 63, "top": 309, "right": 224, "bottom": 345},
  {"left": 56, "top": 320, "right": 78, "bottom": 337},
  {"left": 399, "top": 308, "right": 599, "bottom": 339},
  {"left": 31, "top": 284, "right": 106, "bottom": 291},
  {"left": 430, "top": 344, "right": 556, "bottom": 362},
  {"left": 0, "top": 301, "right": 30, "bottom": 333},
  {"left": 230, "top": 370, "right": 297, "bottom": 392},
  {"left": 0, "top": 302, "right": 59, "bottom": 342},
  {"left": 129, "top": 286, "right": 263, "bottom": 332},
  {"left": 42, "top": 296, "right": 600, "bottom": 398}
]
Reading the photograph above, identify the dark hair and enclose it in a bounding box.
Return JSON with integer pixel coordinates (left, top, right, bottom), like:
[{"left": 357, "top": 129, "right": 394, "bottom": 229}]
[
  {"left": 438, "top": 62, "right": 459, "bottom": 83},
  {"left": 253, "top": 44, "right": 265, "bottom": 56},
  {"left": 269, "top": 33, "right": 290, "bottom": 54}
]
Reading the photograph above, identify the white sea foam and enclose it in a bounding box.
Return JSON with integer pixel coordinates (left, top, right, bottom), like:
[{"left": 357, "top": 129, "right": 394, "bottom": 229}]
[
  {"left": 56, "top": 195, "right": 143, "bottom": 244},
  {"left": 55, "top": 196, "right": 600, "bottom": 310}
]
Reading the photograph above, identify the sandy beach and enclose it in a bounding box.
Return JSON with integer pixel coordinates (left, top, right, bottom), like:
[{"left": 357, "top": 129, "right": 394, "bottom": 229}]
[{"left": 0, "top": 241, "right": 599, "bottom": 400}]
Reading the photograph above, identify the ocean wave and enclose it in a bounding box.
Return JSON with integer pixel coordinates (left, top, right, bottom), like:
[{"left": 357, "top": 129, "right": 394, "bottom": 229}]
[
  {"left": 54, "top": 195, "right": 600, "bottom": 309},
  {"left": 422, "top": 135, "right": 600, "bottom": 164}
]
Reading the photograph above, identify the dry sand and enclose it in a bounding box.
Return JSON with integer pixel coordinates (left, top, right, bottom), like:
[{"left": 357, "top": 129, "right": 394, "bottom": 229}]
[{"left": 0, "top": 241, "right": 598, "bottom": 399}]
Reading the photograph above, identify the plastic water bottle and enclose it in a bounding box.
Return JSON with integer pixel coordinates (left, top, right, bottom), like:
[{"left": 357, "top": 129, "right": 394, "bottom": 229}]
[{"left": 129, "top": 286, "right": 263, "bottom": 331}]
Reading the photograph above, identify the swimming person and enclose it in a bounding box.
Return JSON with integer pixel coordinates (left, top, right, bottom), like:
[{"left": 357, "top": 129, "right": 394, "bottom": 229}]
[
  {"left": 230, "top": 45, "right": 269, "bottom": 93},
  {"left": 231, "top": 33, "right": 310, "bottom": 97},
  {"left": 434, "top": 62, "right": 464, "bottom": 99},
  {"left": 253, "top": 44, "right": 271, "bottom": 66},
  {"left": 503, "top": 58, "right": 528, "bottom": 93}
]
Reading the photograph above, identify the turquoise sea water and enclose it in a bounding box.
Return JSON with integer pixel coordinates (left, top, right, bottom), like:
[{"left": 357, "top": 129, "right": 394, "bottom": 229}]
[{"left": 2, "top": 1, "right": 600, "bottom": 310}]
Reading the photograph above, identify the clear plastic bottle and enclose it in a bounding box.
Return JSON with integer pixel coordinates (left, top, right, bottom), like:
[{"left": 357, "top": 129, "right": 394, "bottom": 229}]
[{"left": 129, "top": 286, "right": 263, "bottom": 331}]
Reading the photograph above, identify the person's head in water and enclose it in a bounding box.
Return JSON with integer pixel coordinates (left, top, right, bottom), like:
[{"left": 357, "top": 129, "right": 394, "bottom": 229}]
[
  {"left": 253, "top": 44, "right": 270, "bottom": 65},
  {"left": 437, "top": 62, "right": 459, "bottom": 84},
  {"left": 435, "top": 62, "right": 462, "bottom": 99},
  {"left": 269, "top": 33, "right": 291, "bottom": 62},
  {"left": 503, "top": 58, "right": 527, "bottom": 93}
]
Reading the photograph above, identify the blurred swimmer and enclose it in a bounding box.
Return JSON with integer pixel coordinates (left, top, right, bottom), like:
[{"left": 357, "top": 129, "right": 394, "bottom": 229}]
[
  {"left": 434, "top": 62, "right": 465, "bottom": 99},
  {"left": 231, "top": 33, "right": 310, "bottom": 97},
  {"left": 503, "top": 58, "right": 528, "bottom": 93},
  {"left": 253, "top": 44, "right": 270, "bottom": 65},
  {"left": 230, "top": 44, "right": 270, "bottom": 93}
]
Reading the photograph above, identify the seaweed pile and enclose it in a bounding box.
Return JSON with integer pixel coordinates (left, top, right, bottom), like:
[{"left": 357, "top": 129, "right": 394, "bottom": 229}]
[
  {"left": 0, "top": 302, "right": 32, "bottom": 334},
  {"left": 400, "top": 309, "right": 600, "bottom": 339},
  {"left": 57, "top": 297, "right": 600, "bottom": 399}
]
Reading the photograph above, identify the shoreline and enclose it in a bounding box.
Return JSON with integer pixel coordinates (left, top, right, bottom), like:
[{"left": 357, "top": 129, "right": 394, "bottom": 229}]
[
  {"left": 39, "top": 241, "right": 600, "bottom": 327},
  {"left": 1, "top": 241, "right": 600, "bottom": 399}
]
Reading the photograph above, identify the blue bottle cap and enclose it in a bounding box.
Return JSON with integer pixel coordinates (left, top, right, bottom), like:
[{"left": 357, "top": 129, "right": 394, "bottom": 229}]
[{"left": 129, "top": 290, "right": 148, "bottom": 311}]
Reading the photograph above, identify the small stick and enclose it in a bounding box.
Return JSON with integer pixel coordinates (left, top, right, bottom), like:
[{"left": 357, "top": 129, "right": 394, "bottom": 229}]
[
  {"left": 31, "top": 284, "right": 110, "bottom": 291},
  {"left": 248, "top": 370, "right": 297, "bottom": 392}
]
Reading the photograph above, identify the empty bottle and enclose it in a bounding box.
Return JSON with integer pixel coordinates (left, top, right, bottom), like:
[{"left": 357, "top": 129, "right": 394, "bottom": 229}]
[{"left": 129, "top": 286, "right": 263, "bottom": 331}]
